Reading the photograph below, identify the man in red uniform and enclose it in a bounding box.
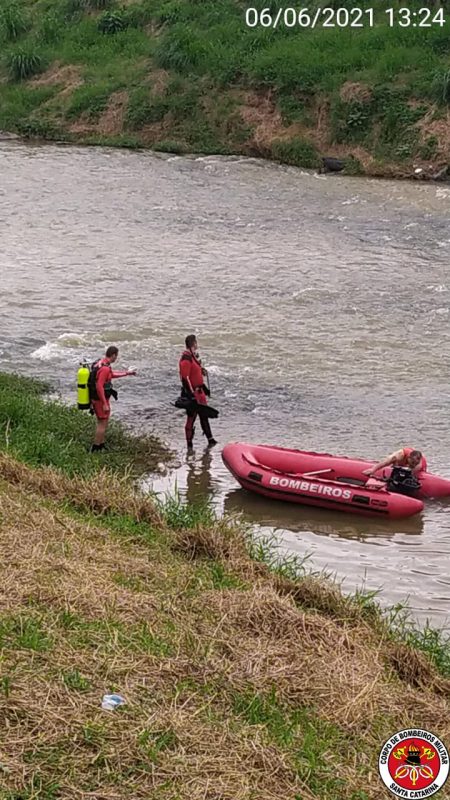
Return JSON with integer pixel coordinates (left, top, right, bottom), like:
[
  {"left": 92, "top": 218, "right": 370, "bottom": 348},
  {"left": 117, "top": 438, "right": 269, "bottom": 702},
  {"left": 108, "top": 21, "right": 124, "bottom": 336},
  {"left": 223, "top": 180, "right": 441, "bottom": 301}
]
[
  {"left": 363, "top": 447, "right": 427, "bottom": 478},
  {"left": 179, "top": 335, "right": 217, "bottom": 451},
  {"left": 90, "top": 345, "right": 136, "bottom": 452}
]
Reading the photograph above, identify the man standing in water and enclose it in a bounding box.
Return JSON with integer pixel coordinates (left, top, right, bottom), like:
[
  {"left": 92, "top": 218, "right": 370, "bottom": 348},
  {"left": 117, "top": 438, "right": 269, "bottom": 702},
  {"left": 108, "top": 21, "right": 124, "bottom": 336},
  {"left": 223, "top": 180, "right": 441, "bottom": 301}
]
[
  {"left": 90, "top": 345, "right": 136, "bottom": 452},
  {"left": 363, "top": 447, "right": 427, "bottom": 478},
  {"left": 179, "top": 335, "right": 217, "bottom": 451}
]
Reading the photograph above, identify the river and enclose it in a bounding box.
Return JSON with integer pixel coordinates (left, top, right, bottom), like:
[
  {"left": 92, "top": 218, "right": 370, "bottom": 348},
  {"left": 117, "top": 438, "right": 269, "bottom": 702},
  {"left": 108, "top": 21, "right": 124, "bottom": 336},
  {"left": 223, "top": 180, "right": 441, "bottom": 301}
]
[{"left": 2, "top": 141, "right": 450, "bottom": 629}]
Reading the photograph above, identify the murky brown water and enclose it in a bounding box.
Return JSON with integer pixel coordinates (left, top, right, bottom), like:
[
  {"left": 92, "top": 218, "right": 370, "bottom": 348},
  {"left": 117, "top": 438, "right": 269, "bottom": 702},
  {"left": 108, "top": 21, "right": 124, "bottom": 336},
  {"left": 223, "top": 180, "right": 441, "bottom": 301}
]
[{"left": 2, "top": 141, "right": 450, "bottom": 629}]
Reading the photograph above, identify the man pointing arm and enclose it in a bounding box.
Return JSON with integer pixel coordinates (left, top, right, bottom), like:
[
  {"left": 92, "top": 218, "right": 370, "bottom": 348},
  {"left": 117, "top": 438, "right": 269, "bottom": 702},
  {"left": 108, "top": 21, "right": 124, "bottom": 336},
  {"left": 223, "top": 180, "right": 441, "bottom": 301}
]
[{"left": 91, "top": 345, "right": 136, "bottom": 452}]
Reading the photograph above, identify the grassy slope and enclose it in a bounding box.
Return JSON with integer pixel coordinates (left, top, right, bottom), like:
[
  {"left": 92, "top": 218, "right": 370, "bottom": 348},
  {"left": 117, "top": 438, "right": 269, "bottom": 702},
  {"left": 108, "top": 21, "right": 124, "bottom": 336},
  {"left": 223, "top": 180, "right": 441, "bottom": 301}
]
[
  {"left": 0, "top": 373, "right": 172, "bottom": 476},
  {"left": 1, "top": 373, "right": 450, "bottom": 798},
  {"left": 0, "top": 0, "right": 449, "bottom": 176}
]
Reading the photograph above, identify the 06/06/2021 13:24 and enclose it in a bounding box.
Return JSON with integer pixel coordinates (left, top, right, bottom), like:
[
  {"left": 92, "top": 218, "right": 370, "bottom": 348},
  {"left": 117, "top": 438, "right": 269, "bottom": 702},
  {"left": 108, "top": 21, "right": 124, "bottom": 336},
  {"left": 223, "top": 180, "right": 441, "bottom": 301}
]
[{"left": 244, "top": 6, "right": 447, "bottom": 29}]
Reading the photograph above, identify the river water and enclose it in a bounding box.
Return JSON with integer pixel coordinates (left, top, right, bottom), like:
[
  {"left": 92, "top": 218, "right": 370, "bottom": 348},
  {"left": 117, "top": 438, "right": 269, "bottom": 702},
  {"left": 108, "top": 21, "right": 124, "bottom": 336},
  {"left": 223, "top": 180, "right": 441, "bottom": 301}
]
[{"left": 2, "top": 141, "right": 450, "bottom": 629}]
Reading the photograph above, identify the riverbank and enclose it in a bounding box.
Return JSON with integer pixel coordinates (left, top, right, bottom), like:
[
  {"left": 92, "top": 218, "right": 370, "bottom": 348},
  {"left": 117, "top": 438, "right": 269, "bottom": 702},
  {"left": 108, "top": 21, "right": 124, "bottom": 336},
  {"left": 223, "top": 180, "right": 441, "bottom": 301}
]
[
  {"left": 0, "top": 0, "right": 450, "bottom": 180},
  {"left": 1, "top": 372, "right": 450, "bottom": 798}
]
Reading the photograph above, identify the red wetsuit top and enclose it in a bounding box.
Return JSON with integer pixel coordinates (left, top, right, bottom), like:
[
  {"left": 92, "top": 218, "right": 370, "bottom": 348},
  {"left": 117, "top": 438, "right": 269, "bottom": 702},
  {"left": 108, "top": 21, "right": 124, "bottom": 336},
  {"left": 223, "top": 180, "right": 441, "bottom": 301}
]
[
  {"left": 179, "top": 350, "right": 207, "bottom": 404},
  {"left": 396, "top": 447, "right": 427, "bottom": 472},
  {"left": 94, "top": 358, "right": 129, "bottom": 405}
]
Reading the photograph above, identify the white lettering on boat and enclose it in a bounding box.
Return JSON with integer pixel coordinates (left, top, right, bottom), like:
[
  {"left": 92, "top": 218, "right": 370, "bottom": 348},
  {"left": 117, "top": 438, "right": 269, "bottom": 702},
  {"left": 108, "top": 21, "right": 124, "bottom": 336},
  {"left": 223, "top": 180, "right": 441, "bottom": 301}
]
[{"left": 269, "top": 476, "right": 352, "bottom": 500}]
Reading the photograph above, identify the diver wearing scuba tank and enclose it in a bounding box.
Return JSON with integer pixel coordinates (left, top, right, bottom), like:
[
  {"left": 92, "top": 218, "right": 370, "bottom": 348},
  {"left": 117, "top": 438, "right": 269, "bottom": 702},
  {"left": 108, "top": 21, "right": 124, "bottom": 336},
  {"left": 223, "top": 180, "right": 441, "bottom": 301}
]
[
  {"left": 77, "top": 361, "right": 91, "bottom": 410},
  {"left": 90, "top": 346, "right": 136, "bottom": 452}
]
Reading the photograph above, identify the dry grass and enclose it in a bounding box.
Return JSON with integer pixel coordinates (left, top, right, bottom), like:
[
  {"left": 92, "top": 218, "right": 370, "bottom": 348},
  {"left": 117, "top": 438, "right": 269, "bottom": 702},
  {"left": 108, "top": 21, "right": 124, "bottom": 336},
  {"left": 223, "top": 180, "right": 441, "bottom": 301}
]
[
  {"left": 96, "top": 90, "right": 129, "bottom": 135},
  {"left": 0, "top": 452, "right": 163, "bottom": 526},
  {"left": 31, "top": 62, "right": 83, "bottom": 95},
  {"left": 172, "top": 518, "right": 248, "bottom": 562},
  {"left": 1, "top": 454, "right": 450, "bottom": 799},
  {"left": 339, "top": 81, "right": 373, "bottom": 104}
]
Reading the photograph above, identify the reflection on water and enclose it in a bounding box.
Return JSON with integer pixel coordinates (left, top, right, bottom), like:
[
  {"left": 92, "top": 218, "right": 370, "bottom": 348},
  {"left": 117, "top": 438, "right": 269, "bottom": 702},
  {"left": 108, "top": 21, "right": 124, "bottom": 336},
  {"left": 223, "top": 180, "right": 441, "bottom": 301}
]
[
  {"left": 186, "top": 448, "right": 215, "bottom": 505},
  {"left": 222, "top": 487, "right": 425, "bottom": 541},
  {"left": 2, "top": 141, "right": 450, "bottom": 628}
]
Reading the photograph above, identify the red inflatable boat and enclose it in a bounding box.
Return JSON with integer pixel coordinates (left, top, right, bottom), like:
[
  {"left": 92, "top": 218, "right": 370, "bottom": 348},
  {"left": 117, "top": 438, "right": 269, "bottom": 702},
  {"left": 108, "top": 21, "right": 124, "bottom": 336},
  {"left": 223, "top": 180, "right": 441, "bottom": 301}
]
[{"left": 221, "top": 443, "right": 450, "bottom": 519}]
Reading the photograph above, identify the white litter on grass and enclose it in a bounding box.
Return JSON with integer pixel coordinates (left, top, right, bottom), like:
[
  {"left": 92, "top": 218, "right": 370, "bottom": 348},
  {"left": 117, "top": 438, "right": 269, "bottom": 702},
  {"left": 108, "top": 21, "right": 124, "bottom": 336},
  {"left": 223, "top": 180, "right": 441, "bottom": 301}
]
[{"left": 101, "top": 694, "right": 126, "bottom": 711}]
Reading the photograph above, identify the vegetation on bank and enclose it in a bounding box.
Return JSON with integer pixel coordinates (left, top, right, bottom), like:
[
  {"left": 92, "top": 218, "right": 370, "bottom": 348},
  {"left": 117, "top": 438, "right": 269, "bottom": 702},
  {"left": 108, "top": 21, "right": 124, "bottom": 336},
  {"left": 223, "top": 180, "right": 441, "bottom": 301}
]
[
  {"left": 0, "top": 371, "right": 450, "bottom": 798},
  {"left": 0, "top": 0, "right": 450, "bottom": 176},
  {"left": 0, "top": 372, "right": 172, "bottom": 477}
]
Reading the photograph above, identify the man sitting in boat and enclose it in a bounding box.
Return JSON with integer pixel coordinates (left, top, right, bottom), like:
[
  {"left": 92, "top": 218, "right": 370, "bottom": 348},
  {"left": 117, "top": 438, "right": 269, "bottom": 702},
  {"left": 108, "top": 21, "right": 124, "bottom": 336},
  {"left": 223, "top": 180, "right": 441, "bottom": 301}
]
[{"left": 363, "top": 447, "right": 427, "bottom": 479}]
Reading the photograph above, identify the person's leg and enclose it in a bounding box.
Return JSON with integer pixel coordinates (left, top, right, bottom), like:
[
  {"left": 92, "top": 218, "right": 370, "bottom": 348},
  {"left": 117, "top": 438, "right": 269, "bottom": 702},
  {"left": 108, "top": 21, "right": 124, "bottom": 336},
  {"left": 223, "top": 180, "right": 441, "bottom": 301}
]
[
  {"left": 185, "top": 410, "right": 197, "bottom": 448},
  {"left": 91, "top": 403, "right": 110, "bottom": 451},
  {"left": 198, "top": 407, "right": 216, "bottom": 446},
  {"left": 94, "top": 417, "right": 109, "bottom": 446}
]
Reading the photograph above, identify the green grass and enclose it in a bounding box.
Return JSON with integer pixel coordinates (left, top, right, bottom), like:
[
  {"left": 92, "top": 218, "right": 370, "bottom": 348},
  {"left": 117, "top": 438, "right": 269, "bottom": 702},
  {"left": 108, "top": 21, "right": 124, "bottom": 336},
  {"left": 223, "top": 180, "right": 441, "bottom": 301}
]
[
  {"left": 271, "top": 136, "right": 320, "bottom": 168},
  {"left": 51, "top": 610, "right": 174, "bottom": 656},
  {"left": 61, "top": 669, "right": 91, "bottom": 692},
  {"left": 0, "top": 614, "right": 52, "bottom": 652},
  {"left": 232, "top": 688, "right": 359, "bottom": 796},
  {"left": 137, "top": 727, "right": 178, "bottom": 762},
  {"left": 0, "top": 0, "right": 448, "bottom": 170},
  {"left": 157, "top": 487, "right": 215, "bottom": 530},
  {"left": 0, "top": 85, "right": 57, "bottom": 130},
  {"left": 0, "top": 372, "right": 171, "bottom": 477},
  {"left": 246, "top": 530, "right": 313, "bottom": 581},
  {"left": 0, "top": 777, "right": 61, "bottom": 800},
  {"left": 66, "top": 82, "right": 115, "bottom": 119},
  {"left": 388, "top": 604, "right": 450, "bottom": 678}
]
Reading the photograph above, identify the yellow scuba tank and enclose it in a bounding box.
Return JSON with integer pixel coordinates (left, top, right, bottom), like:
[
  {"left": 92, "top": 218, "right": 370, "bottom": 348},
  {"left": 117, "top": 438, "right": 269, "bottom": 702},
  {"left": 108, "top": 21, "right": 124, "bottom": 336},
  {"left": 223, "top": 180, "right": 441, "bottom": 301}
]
[{"left": 77, "top": 361, "right": 91, "bottom": 410}]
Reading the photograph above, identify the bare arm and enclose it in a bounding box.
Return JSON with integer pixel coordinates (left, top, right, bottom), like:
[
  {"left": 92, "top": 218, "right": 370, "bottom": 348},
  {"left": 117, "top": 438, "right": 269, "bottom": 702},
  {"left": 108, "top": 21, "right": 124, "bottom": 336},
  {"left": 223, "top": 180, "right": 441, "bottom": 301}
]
[
  {"left": 363, "top": 450, "right": 403, "bottom": 477},
  {"left": 111, "top": 370, "right": 135, "bottom": 379}
]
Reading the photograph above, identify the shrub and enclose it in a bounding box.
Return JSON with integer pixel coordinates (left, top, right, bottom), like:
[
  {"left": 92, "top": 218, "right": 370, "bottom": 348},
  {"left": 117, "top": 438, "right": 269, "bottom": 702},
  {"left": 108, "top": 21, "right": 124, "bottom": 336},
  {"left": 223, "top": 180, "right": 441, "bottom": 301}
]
[
  {"left": 0, "top": 2, "right": 28, "bottom": 41},
  {"left": 395, "top": 142, "right": 413, "bottom": 160},
  {"left": 330, "top": 99, "right": 373, "bottom": 144},
  {"left": 271, "top": 137, "right": 320, "bottom": 169},
  {"left": 343, "top": 155, "right": 364, "bottom": 176},
  {"left": 6, "top": 50, "right": 44, "bottom": 82},
  {"left": 97, "top": 10, "right": 127, "bottom": 35}
]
